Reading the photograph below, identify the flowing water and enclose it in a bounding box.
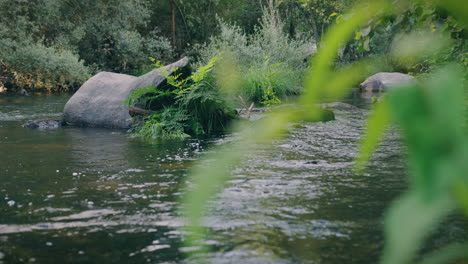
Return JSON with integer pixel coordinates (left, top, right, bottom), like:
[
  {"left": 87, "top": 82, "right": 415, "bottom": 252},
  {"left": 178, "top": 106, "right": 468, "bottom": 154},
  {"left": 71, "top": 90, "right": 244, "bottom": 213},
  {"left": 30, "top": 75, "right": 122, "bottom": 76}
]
[{"left": 0, "top": 95, "right": 466, "bottom": 264}]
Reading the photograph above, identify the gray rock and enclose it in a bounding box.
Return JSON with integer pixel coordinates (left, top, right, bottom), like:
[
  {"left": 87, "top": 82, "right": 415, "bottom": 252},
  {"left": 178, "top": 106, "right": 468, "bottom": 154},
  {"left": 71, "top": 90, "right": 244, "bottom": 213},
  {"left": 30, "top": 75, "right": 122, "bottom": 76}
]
[
  {"left": 23, "top": 119, "right": 63, "bottom": 130},
  {"left": 63, "top": 57, "right": 190, "bottom": 128},
  {"left": 0, "top": 82, "right": 6, "bottom": 94},
  {"left": 17, "top": 88, "right": 29, "bottom": 96},
  {"left": 359, "top": 72, "right": 415, "bottom": 92}
]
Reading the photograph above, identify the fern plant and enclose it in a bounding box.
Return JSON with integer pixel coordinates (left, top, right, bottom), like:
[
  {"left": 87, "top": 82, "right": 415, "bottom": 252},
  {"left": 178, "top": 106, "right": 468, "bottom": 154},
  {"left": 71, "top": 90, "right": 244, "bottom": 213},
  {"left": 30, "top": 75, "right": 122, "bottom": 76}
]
[
  {"left": 126, "top": 56, "right": 235, "bottom": 140},
  {"left": 132, "top": 107, "right": 191, "bottom": 139}
]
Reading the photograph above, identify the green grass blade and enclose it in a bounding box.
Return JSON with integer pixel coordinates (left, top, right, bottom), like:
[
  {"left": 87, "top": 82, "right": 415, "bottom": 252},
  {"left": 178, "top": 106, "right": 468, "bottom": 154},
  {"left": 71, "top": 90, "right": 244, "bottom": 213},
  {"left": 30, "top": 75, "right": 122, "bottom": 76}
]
[
  {"left": 301, "top": 0, "right": 392, "bottom": 107},
  {"left": 381, "top": 191, "right": 455, "bottom": 264},
  {"left": 354, "top": 99, "right": 392, "bottom": 173},
  {"left": 418, "top": 243, "right": 468, "bottom": 264}
]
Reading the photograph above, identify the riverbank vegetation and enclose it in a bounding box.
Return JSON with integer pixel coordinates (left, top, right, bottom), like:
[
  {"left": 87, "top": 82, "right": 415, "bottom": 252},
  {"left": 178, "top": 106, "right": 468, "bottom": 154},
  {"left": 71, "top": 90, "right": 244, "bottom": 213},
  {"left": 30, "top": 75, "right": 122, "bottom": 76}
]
[
  {"left": 1, "top": 0, "right": 465, "bottom": 93},
  {"left": 0, "top": 0, "right": 467, "bottom": 263}
]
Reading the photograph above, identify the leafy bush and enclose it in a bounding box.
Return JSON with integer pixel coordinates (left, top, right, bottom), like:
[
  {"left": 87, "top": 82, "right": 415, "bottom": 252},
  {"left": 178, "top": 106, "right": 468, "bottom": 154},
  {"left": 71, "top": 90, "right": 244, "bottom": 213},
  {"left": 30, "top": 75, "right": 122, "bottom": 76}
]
[
  {"left": 0, "top": 0, "right": 174, "bottom": 86},
  {"left": 136, "top": 30, "right": 175, "bottom": 75},
  {"left": 241, "top": 59, "right": 302, "bottom": 105},
  {"left": 84, "top": 29, "right": 174, "bottom": 75},
  {"left": 0, "top": 42, "right": 90, "bottom": 92},
  {"left": 128, "top": 56, "right": 236, "bottom": 140},
  {"left": 193, "top": 8, "right": 313, "bottom": 104}
]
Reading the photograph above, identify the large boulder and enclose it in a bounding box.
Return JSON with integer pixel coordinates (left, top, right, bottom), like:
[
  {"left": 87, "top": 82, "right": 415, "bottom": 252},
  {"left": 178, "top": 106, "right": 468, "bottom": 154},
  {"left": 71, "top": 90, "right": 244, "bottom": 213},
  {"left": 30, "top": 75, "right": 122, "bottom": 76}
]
[
  {"left": 63, "top": 57, "right": 189, "bottom": 128},
  {"left": 359, "top": 72, "right": 415, "bottom": 92}
]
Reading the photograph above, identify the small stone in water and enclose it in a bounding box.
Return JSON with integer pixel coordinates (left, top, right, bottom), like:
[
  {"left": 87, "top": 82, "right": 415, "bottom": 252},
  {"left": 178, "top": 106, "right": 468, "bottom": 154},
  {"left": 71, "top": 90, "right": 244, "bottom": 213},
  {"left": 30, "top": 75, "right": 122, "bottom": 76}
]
[
  {"left": 7, "top": 200, "right": 15, "bottom": 207},
  {"left": 0, "top": 252, "right": 4, "bottom": 259},
  {"left": 46, "top": 242, "right": 53, "bottom": 246},
  {"left": 78, "top": 251, "right": 84, "bottom": 255},
  {"left": 72, "top": 172, "right": 78, "bottom": 176},
  {"left": 56, "top": 170, "right": 60, "bottom": 173}
]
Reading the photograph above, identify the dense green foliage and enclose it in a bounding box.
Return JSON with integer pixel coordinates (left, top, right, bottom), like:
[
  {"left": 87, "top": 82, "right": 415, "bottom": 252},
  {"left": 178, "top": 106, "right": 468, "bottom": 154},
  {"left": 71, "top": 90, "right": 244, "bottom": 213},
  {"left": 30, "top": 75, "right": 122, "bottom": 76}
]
[
  {"left": 128, "top": 57, "right": 236, "bottom": 140},
  {"left": 0, "top": 0, "right": 467, "bottom": 262},
  {"left": 0, "top": 0, "right": 465, "bottom": 93},
  {"left": 0, "top": 42, "right": 90, "bottom": 92},
  {"left": 340, "top": 1, "right": 467, "bottom": 72},
  {"left": 0, "top": 0, "right": 172, "bottom": 91},
  {"left": 194, "top": 9, "right": 310, "bottom": 104}
]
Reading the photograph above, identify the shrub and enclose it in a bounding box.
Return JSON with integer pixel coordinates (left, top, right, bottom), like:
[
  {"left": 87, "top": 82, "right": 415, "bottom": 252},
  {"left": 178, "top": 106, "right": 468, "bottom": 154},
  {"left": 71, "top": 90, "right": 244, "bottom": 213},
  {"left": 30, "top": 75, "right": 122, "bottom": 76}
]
[
  {"left": 193, "top": 8, "right": 314, "bottom": 104},
  {"left": 0, "top": 42, "right": 90, "bottom": 92},
  {"left": 241, "top": 59, "right": 302, "bottom": 105},
  {"left": 133, "top": 30, "right": 175, "bottom": 76},
  {"left": 78, "top": 28, "right": 174, "bottom": 75}
]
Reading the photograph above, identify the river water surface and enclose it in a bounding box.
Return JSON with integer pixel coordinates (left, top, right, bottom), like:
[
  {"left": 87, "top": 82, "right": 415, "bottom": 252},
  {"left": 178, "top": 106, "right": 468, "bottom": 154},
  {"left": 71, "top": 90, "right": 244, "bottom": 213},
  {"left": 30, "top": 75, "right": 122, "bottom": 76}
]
[{"left": 0, "top": 95, "right": 466, "bottom": 263}]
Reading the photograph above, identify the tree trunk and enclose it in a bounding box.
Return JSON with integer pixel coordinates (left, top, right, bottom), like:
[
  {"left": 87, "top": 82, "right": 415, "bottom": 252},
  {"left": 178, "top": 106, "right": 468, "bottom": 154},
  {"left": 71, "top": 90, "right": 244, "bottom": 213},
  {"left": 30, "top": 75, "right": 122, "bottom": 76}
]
[
  {"left": 170, "top": 0, "right": 176, "bottom": 49},
  {"left": 129, "top": 106, "right": 153, "bottom": 117},
  {"left": 309, "top": 14, "right": 319, "bottom": 44}
]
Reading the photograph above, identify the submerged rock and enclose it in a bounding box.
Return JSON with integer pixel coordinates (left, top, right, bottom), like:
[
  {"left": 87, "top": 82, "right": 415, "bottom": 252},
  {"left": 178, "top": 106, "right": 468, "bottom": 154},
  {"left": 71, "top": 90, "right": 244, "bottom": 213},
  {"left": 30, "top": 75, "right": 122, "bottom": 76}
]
[
  {"left": 359, "top": 72, "right": 415, "bottom": 92},
  {"left": 23, "top": 119, "right": 63, "bottom": 130},
  {"left": 17, "top": 88, "right": 29, "bottom": 96},
  {"left": 63, "top": 57, "right": 190, "bottom": 128}
]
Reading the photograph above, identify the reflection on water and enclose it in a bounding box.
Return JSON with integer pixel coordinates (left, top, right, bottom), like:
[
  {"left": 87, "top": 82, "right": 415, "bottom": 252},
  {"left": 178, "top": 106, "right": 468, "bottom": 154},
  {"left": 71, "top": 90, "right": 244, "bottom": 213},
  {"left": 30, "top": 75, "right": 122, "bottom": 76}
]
[{"left": 0, "top": 95, "right": 466, "bottom": 263}]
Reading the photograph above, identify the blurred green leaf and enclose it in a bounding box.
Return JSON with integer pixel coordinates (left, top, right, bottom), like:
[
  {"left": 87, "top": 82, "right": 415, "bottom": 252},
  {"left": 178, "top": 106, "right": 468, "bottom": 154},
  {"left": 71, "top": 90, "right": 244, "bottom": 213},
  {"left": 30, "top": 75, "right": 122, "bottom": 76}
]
[
  {"left": 430, "top": 0, "right": 468, "bottom": 26},
  {"left": 354, "top": 99, "right": 391, "bottom": 173},
  {"left": 181, "top": 1, "right": 394, "bottom": 259},
  {"left": 418, "top": 243, "right": 468, "bottom": 264},
  {"left": 390, "top": 31, "right": 451, "bottom": 67},
  {"left": 355, "top": 31, "right": 362, "bottom": 40},
  {"left": 386, "top": 66, "right": 465, "bottom": 196},
  {"left": 301, "top": 0, "right": 392, "bottom": 108},
  {"left": 378, "top": 66, "right": 468, "bottom": 263},
  {"left": 381, "top": 192, "right": 455, "bottom": 264}
]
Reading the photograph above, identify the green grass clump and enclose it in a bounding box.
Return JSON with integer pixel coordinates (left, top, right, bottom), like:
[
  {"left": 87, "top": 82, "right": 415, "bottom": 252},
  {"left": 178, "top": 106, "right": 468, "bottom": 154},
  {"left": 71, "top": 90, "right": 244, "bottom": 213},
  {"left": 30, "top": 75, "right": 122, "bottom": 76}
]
[
  {"left": 241, "top": 60, "right": 301, "bottom": 106},
  {"left": 0, "top": 42, "right": 90, "bottom": 92}
]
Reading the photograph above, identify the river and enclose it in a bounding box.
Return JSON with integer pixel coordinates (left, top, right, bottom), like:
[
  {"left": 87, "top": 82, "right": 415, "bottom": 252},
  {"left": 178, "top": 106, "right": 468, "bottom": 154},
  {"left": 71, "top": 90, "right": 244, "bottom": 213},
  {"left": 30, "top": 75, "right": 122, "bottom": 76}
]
[{"left": 0, "top": 95, "right": 466, "bottom": 263}]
